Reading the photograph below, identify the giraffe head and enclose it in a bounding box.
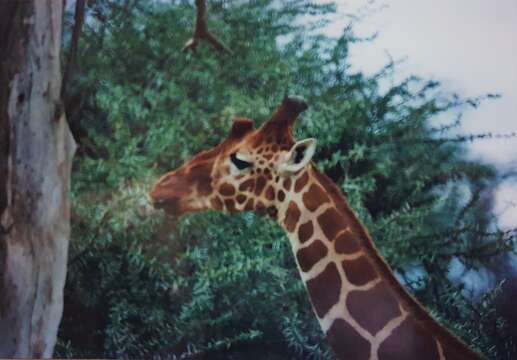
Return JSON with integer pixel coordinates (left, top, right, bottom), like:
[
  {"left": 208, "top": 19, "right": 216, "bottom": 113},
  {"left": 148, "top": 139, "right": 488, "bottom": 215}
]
[{"left": 150, "top": 96, "right": 316, "bottom": 218}]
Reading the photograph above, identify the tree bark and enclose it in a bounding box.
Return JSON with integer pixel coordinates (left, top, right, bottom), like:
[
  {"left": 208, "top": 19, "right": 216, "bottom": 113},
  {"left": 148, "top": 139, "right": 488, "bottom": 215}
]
[{"left": 0, "top": 0, "right": 76, "bottom": 358}]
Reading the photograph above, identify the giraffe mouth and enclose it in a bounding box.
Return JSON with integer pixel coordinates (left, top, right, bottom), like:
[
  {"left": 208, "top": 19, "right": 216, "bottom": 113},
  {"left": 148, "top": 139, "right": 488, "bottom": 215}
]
[
  {"left": 149, "top": 172, "right": 189, "bottom": 216},
  {"left": 151, "top": 197, "right": 183, "bottom": 216},
  {"left": 151, "top": 198, "right": 168, "bottom": 209}
]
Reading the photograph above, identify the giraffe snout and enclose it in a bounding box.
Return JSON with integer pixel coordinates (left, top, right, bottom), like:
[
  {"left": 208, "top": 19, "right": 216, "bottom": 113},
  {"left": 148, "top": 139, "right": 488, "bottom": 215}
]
[
  {"left": 149, "top": 186, "right": 183, "bottom": 215},
  {"left": 149, "top": 172, "right": 189, "bottom": 215}
]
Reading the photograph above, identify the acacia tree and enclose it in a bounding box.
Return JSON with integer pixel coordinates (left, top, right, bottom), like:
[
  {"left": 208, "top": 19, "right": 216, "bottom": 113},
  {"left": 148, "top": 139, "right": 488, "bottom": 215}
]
[{"left": 0, "top": 1, "right": 76, "bottom": 357}]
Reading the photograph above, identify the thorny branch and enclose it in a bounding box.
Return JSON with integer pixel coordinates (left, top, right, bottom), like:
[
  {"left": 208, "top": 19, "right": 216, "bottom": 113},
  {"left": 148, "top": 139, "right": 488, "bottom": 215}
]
[{"left": 182, "top": 0, "right": 232, "bottom": 54}]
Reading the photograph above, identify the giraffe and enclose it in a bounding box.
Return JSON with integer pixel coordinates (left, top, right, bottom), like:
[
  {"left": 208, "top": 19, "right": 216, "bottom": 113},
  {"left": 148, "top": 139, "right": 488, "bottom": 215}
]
[{"left": 149, "top": 96, "right": 483, "bottom": 360}]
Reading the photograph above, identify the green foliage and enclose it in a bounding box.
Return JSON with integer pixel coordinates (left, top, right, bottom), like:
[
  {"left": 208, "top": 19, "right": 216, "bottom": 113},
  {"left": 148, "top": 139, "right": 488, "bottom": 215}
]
[{"left": 57, "top": 0, "right": 516, "bottom": 358}]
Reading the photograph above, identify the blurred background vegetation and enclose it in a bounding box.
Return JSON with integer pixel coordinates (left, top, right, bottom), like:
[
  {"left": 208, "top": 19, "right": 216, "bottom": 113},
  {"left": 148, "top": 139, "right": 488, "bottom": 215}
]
[{"left": 57, "top": 0, "right": 516, "bottom": 358}]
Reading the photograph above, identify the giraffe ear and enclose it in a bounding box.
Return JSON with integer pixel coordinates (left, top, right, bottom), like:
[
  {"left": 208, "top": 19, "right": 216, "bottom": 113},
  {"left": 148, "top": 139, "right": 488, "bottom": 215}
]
[{"left": 280, "top": 138, "right": 316, "bottom": 174}]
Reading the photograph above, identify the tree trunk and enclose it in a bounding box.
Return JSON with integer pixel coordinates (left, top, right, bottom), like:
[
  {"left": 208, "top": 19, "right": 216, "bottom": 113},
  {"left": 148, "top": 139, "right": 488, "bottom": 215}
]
[{"left": 0, "top": 0, "right": 76, "bottom": 357}]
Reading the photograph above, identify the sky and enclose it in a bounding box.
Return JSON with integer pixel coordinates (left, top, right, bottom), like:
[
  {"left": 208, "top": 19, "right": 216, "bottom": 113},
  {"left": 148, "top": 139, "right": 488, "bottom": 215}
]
[{"left": 316, "top": 0, "right": 517, "bottom": 229}]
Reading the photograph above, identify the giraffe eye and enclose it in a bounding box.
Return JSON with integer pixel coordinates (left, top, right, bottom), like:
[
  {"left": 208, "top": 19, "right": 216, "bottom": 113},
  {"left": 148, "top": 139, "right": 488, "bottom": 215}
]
[{"left": 230, "top": 153, "right": 252, "bottom": 170}]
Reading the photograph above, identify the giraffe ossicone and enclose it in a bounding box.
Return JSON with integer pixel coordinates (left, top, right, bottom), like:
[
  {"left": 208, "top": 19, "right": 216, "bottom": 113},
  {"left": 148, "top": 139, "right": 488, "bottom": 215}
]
[{"left": 150, "top": 96, "right": 483, "bottom": 360}]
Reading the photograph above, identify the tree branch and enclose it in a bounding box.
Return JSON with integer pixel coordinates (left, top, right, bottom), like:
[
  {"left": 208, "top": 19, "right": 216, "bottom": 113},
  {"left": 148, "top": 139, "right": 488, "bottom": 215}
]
[
  {"left": 182, "top": 0, "right": 232, "bottom": 54},
  {"left": 62, "top": 0, "right": 87, "bottom": 98}
]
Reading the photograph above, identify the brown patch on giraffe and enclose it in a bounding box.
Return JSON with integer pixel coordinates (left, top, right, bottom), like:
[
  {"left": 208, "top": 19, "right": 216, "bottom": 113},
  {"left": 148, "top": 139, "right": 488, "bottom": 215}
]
[
  {"left": 263, "top": 153, "right": 274, "bottom": 160},
  {"left": 256, "top": 200, "right": 266, "bottom": 214},
  {"left": 298, "top": 221, "right": 314, "bottom": 244},
  {"left": 239, "top": 179, "right": 254, "bottom": 192},
  {"left": 244, "top": 198, "right": 254, "bottom": 211},
  {"left": 265, "top": 185, "right": 275, "bottom": 201},
  {"left": 326, "top": 319, "right": 371, "bottom": 360},
  {"left": 302, "top": 184, "right": 330, "bottom": 212},
  {"left": 342, "top": 256, "right": 378, "bottom": 286},
  {"left": 310, "top": 167, "right": 349, "bottom": 214},
  {"left": 236, "top": 194, "right": 246, "bottom": 204},
  {"left": 277, "top": 190, "right": 286, "bottom": 202},
  {"left": 267, "top": 205, "right": 278, "bottom": 219},
  {"left": 378, "top": 317, "right": 439, "bottom": 360},
  {"left": 318, "top": 208, "right": 346, "bottom": 241},
  {"left": 272, "top": 144, "right": 279, "bottom": 152},
  {"left": 296, "top": 240, "right": 328, "bottom": 272},
  {"left": 219, "top": 183, "right": 236, "bottom": 196},
  {"left": 255, "top": 176, "right": 267, "bottom": 196},
  {"left": 224, "top": 199, "right": 236, "bottom": 212},
  {"left": 306, "top": 262, "right": 341, "bottom": 318},
  {"left": 334, "top": 229, "right": 361, "bottom": 254},
  {"left": 347, "top": 282, "right": 401, "bottom": 336},
  {"left": 211, "top": 197, "right": 223, "bottom": 210},
  {"left": 189, "top": 162, "right": 213, "bottom": 195},
  {"left": 294, "top": 171, "right": 309, "bottom": 192},
  {"left": 284, "top": 201, "right": 301, "bottom": 232},
  {"left": 283, "top": 177, "right": 292, "bottom": 191}
]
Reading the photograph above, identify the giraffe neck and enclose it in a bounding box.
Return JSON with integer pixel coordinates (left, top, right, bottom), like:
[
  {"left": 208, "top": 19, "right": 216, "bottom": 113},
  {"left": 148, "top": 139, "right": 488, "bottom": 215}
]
[{"left": 276, "top": 166, "right": 481, "bottom": 360}]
